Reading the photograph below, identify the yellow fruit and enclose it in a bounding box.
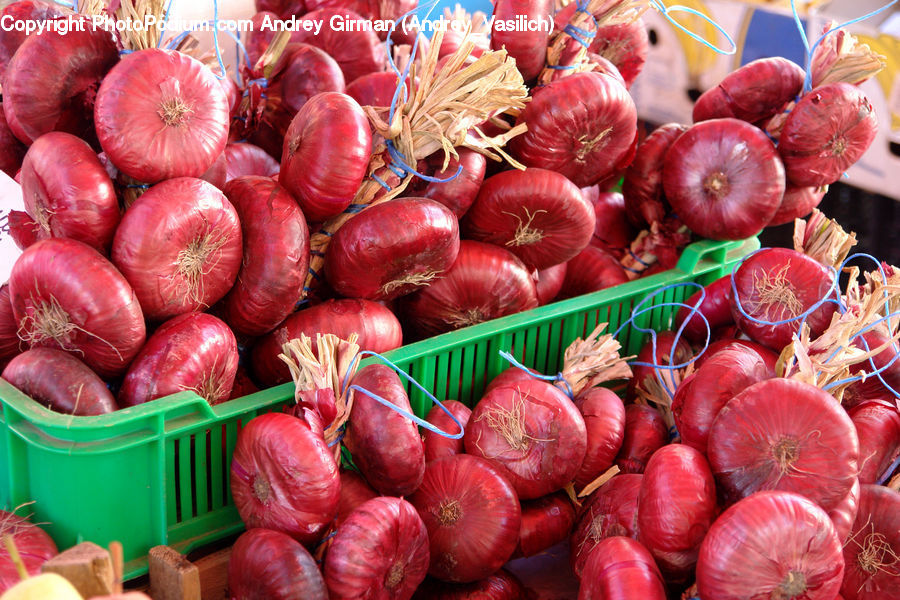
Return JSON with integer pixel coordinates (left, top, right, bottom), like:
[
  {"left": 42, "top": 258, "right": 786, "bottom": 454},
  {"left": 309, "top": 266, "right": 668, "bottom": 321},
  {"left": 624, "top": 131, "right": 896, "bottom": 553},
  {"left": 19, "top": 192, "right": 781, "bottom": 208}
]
[{"left": 0, "top": 573, "right": 84, "bottom": 600}]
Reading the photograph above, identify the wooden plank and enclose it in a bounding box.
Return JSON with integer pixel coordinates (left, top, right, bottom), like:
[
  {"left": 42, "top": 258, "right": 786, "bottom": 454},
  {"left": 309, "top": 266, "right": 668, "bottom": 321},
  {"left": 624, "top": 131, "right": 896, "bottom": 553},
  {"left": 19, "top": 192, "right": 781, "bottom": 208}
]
[
  {"left": 193, "top": 546, "right": 232, "bottom": 600},
  {"left": 149, "top": 545, "right": 201, "bottom": 600},
  {"left": 41, "top": 541, "right": 114, "bottom": 598}
]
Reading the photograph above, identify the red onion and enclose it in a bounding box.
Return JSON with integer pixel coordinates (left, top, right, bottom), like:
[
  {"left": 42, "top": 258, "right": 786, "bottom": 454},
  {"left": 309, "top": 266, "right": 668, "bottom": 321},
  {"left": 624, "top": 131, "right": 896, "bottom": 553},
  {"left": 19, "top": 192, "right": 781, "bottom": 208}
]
[
  {"left": 280, "top": 92, "right": 372, "bottom": 221},
  {"left": 412, "top": 569, "right": 525, "bottom": 599},
  {"left": 587, "top": 190, "right": 634, "bottom": 256},
  {"left": 627, "top": 330, "right": 693, "bottom": 400},
  {"left": 229, "top": 366, "right": 259, "bottom": 401},
  {"left": 843, "top": 329, "right": 900, "bottom": 409},
  {"left": 325, "top": 198, "right": 460, "bottom": 301},
  {"left": 829, "top": 478, "right": 860, "bottom": 544},
  {"left": 614, "top": 404, "right": 669, "bottom": 474},
  {"left": 0, "top": 284, "right": 17, "bottom": 370},
  {"left": 0, "top": 510, "right": 58, "bottom": 594},
  {"left": 200, "top": 151, "right": 227, "bottom": 190},
  {"left": 221, "top": 176, "right": 309, "bottom": 336},
  {"left": 95, "top": 49, "right": 229, "bottom": 183},
  {"left": 409, "top": 454, "right": 522, "bottom": 583},
  {"left": 672, "top": 344, "right": 770, "bottom": 453},
  {"left": 511, "top": 72, "right": 637, "bottom": 187},
  {"left": 228, "top": 528, "right": 328, "bottom": 600},
  {"left": 693, "top": 338, "right": 779, "bottom": 377},
  {"left": 346, "top": 364, "right": 426, "bottom": 496},
  {"left": 345, "top": 71, "right": 405, "bottom": 107},
  {"left": 407, "top": 149, "right": 486, "bottom": 219},
  {"left": 119, "top": 312, "right": 238, "bottom": 407},
  {"left": 697, "top": 491, "right": 844, "bottom": 600},
  {"left": 9, "top": 238, "right": 145, "bottom": 378},
  {"left": 514, "top": 492, "right": 576, "bottom": 558},
  {"left": 573, "top": 387, "right": 626, "bottom": 489},
  {"left": 570, "top": 474, "right": 642, "bottom": 578},
  {"left": 0, "top": 103, "right": 26, "bottom": 177},
  {"left": 663, "top": 118, "right": 785, "bottom": 240},
  {"left": 4, "top": 21, "right": 117, "bottom": 146},
  {"left": 465, "top": 380, "right": 587, "bottom": 499},
  {"left": 304, "top": 0, "right": 416, "bottom": 33},
  {"left": 111, "top": 177, "right": 243, "bottom": 321},
  {"left": 255, "top": 0, "right": 306, "bottom": 19},
  {"left": 424, "top": 400, "right": 471, "bottom": 463},
  {"left": 402, "top": 241, "right": 538, "bottom": 338},
  {"left": 230, "top": 411, "right": 340, "bottom": 546},
  {"left": 2, "top": 348, "right": 116, "bottom": 415},
  {"left": 464, "top": 168, "right": 594, "bottom": 270},
  {"left": 637, "top": 444, "right": 717, "bottom": 580},
  {"left": 267, "top": 43, "right": 346, "bottom": 132},
  {"left": 559, "top": 245, "right": 630, "bottom": 300},
  {"left": 693, "top": 58, "right": 806, "bottom": 124},
  {"left": 674, "top": 275, "right": 734, "bottom": 344},
  {"left": 324, "top": 497, "right": 429, "bottom": 600},
  {"left": 578, "top": 536, "right": 666, "bottom": 600},
  {"left": 849, "top": 402, "right": 900, "bottom": 484},
  {"left": 730, "top": 247, "right": 837, "bottom": 351},
  {"left": 708, "top": 378, "right": 859, "bottom": 511},
  {"left": 534, "top": 263, "right": 567, "bottom": 305},
  {"left": 779, "top": 83, "right": 878, "bottom": 187},
  {"left": 291, "top": 9, "right": 387, "bottom": 83},
  {"left": 490, "top": 0, "right": 553, "bottom": 81},
  {"left": 0, "top": 1, "right": 66, "bottom": 81},
  {"left": 224, "top": 143, "right": 280, "bottom": 182},
  {"left": 622, "top": 123, "right": 688, "bottom": 228},
  {"left": 770, "top": 184, "right": 827, "bottom": 226},
  {"left": 841, "top": 484, "right": 900, "bottom": 600},
  {"left": 251, "top": 298, "right": 403, "bottom": 387},
  {"left": 19, "top": 132, "right": 118, "bottom": 253},
  {"left": 335, "top": 469, "right": 378, "bottom": 527},
  {"left": 590, "top": 19, "right": 649, "bottom": 88}
]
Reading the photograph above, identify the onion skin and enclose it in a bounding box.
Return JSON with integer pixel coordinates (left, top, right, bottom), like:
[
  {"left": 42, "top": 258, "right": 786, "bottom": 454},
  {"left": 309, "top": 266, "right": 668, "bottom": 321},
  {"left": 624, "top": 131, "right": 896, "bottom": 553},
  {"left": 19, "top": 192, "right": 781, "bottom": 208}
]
[
  {"left": 409, "top": 454, "right": 522, "bottom": 583},
  {"left": 20, "top": 132, "right": 119, "bottom": 254},
  {"left": 424, "top": 400, "right": 471, "bottom": 463},
  {"left": 464, "top": 168, "right": 594, "bottom": 270},
  {"left": 0, "top": 102, "right": 26, "bottom": 177},
  {"left": 95, "top": 49, "right": 230, "bottom": 183},
  {"left": 2, "top": 348, "right": 116, "bottom": 415},
  {"left": 325, "top": 198, "right": 460, "bottom": 301},
  {"left": 335, "top": 469, "right": 379, "bottom": 527},
  {"left": 770, "top": 184, "right": 827, "bottom": 227},
  {"left": 0, "top": 284, "right": 20, "bottom": 370},
  {"left": 402, "top": 241, "right": 539, "bottom": 338},
  {"left": 465, "top": 380, "right": 588, "bottom": 500},
  {"left": 622, "top": 123, "right": 688, "bottom": 228},
  {"left": 4, "top": 22, "right": 118, "bottom": 147},
  {"left": 573, "top": 388, "right": 626, "bottom": 489},
  {"left": 779, "top": 83, "right": 878, "bottom": 187},
  {"left": 708, "top": 378, "right": 859, "bottom": 511},
  {"left": 569, "top": 474, "right": 642, "bottom": 578},
  {"left": 673, "top": 275, "right": 734, "bottom": 344},
  {"left": 251, "top": 298, "right": 402, "bottom": 387},
  {"left": 407, "top": 149, "right": 486, "bottom": 219},
  {"left": 578, "top": 536, "right": 666, "bottom": 600},
  {"left": 490, "top": 0, "right": 553, "bottom": 81},
  {"left": 534, "top": 263, "right": 567, "bottom": 305},
  {"left": 614, "top": 404, "right": 669, "bottom": 474},
  {"left": 345, "top": 71, "right": 404, "bottom": 107},
  {"left": 672, "top": 345, "right": 770, "bottom": 454},
  {"left": 227, "top": 528, "right": 328, "bottom": 600},
  {"left": 412, "top": 569, "right": 525, "bottom": 599},
  {"left": 291, "top": 8, "right": 387, "bottom": 83},
  {"left": 280, "top": 92, "right": 371, "bottom": 221},
  {"left": 111, "top": 177, "right": 243, "bottom": 321},
  {"left": 730, "top": 247, "right": 837, "bottom": 351},
  {"left": 663, "top": 118, "right": 785, "bottom": 241},
  {"left": 324, "top": 497, "right": 430, "bottom": 600},
  {"left": 510, "top": 72, "right": 638, "bottom": 187},
  {"left": 587, "top": 190, "right": 634, "bottom": 256},
  {"left": 118, "top": 312, "right": 238, "bottom": 407},
  {"left": 558, "top": 245, "right": 629, "bottom": 300},
  {"left": 230, "top": 411, "right": 340, "bottom": 546},
  {"left": 697, "top": 491, "right": 844, "bottom": 600},
  {"left": 514, "top": 492, "right": 576, "bottom": 558},
  {"left": 346, "top": 364, "right": 426, "bottom": 497},
  {"left": 692, "top": 57, "right": 806, "bottom": 124},
  {"left": 849, "top": 402, "right": 900, "bottom": 485},
  {"left": 221, "top": 176, "right": 310, "bottom": 336},
  {"left": 841, "top": 484, "right": 900, "bottom": 600},
  {"left": 828, "top": 478, "right": 860, "bottom": 544},
  {"left": 10, "top": 238, "right": 146, "bottom": 378},
  {"left": 637, "top": 444, "right": 718, "bottom": 580},
  {"left": 224, "top": 143, "right": 280, "bottom": 182},
  {"left": 0, "top": 510, "right": 58, "bottom": 594}
]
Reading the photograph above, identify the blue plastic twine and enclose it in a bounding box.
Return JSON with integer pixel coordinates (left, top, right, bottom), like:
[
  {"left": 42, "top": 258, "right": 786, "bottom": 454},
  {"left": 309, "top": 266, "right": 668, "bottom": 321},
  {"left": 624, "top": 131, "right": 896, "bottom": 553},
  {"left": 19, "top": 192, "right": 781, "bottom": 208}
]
[
  {"left": 157, "top": 0, "right": 176, "bottom": 48},
  {"left": 497, "top": 350, "right": 575, "bottom": 400},
  {"left": 877, "top": 453, "right": 900, "bottom": 486},
  {"left": 649, "top": 0, "right": 736, "bottom": 56},
  {"left": 341, "top": 350, "right": 466, "bottom": 440}
]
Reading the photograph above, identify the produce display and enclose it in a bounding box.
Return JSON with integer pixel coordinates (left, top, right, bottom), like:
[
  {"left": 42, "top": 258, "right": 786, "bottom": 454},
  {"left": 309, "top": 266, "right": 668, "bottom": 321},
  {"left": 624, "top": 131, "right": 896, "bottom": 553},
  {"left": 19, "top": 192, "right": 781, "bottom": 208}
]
[{"left": 1, "top": 0, "right": 900, "bottom": 598}]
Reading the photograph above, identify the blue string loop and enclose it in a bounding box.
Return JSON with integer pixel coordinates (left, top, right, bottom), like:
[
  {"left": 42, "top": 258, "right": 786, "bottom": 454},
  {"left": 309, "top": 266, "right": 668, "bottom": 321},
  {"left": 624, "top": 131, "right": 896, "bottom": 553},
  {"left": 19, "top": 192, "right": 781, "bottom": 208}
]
[
  {"left": 497, "top": 350, "right": 575, "bottom": 400},
  {"left": 649, "top": 0, "right": 737, "bottom": 56},
  {"left": 342, "top": 350, "right": 465, "bottom": 440},
  {"left": 877, "top": 453, "right": 900, "bottom": 486}
]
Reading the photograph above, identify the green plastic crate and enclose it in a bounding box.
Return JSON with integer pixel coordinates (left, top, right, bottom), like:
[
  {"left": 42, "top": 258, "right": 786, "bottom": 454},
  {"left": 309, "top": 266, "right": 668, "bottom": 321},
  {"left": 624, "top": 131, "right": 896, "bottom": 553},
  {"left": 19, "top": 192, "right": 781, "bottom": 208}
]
[{"left": 0, "top": 236, "right": 758, "bottom": 579}]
